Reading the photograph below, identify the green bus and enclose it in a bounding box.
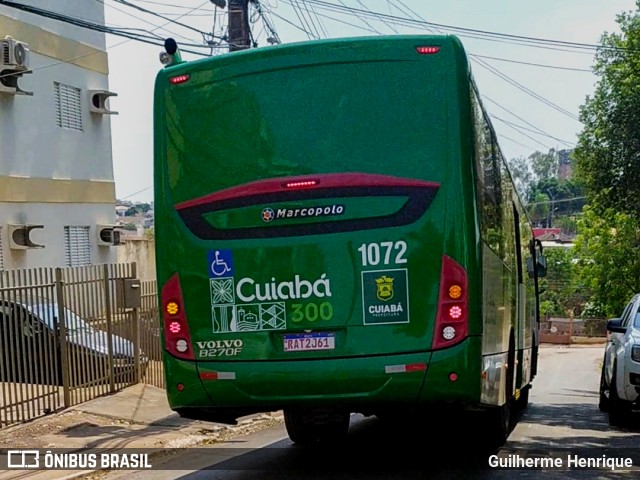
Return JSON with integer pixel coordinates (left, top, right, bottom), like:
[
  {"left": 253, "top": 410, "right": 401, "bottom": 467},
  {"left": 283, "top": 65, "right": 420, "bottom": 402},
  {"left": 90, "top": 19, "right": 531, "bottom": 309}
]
[{"left": 153, "top": 34, "right": 546, "bottom": 445}]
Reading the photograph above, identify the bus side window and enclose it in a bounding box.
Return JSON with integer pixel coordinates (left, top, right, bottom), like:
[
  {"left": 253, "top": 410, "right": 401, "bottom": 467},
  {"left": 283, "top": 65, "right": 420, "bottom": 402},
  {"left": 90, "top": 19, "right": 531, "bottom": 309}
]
[{"left": 472, "top": 89, "right": 503, "bottom": 256}]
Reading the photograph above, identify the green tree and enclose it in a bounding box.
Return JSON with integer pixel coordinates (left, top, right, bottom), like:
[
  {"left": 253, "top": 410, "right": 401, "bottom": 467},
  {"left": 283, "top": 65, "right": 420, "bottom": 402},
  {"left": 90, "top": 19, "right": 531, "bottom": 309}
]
[
  {"left": 571, "top": 3, "right": 640, "bottom": 317},
  {"left": 137, "top": 203, "right": 152, "bottom": 213},
  {"left": 506, "top": 155, "right": 533, "bottom": 200},
  {"left": 508, "top": 148, "right": 584, "bottom": 227},
  {"left": 574, "top": 2, "right": 640, "bottom": 219},
  {"left": 573, "top": 205, "right": 640, "bottom": 316},
  {"left": 556, "top": 216, "right": 578, "bottom": 236},
  {"left": 529, "top": 149, "right": 558, "bottom": 183},
  {"left": 528, "top": 192, "right": 550, "bottom": 226},
  {"left": 539, "top": 247, "right": 589, "bottom": 318}
]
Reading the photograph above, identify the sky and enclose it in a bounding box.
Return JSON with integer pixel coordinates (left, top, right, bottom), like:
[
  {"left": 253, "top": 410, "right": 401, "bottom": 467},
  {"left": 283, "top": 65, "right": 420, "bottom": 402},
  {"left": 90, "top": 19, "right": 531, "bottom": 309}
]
[{"left": 102, "top": 0, "right": 639, "bottom": 203}]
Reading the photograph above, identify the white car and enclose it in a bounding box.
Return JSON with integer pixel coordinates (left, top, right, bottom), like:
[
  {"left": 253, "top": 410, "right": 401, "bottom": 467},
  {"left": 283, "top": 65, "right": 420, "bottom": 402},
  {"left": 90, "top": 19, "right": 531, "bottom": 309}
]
[{"left": 599, "top": 293, "right": 640, "bottom": 426}]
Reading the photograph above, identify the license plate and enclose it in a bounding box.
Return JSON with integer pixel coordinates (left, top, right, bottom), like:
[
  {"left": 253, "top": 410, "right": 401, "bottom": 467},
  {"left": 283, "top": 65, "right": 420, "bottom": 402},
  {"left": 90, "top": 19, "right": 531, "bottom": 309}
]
[{"left": 283, "top": 332, "right": 335, "bottom": 352}]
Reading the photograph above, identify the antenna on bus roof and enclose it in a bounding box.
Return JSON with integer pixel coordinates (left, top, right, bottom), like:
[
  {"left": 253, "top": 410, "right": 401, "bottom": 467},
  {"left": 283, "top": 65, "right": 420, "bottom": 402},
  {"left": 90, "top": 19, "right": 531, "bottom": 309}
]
[{"left": 160, "top": 38, "right": 184, "bottom": 67}]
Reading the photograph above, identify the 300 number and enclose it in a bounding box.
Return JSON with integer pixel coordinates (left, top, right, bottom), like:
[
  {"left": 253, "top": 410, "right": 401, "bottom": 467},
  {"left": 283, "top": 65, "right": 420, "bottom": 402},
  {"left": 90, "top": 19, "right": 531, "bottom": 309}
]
[
  {"left": 357, "top": 241, "right": 407, "bottom": 267},
  {"left": 291, "top": 302, "right": 334, "bottom": 322}
]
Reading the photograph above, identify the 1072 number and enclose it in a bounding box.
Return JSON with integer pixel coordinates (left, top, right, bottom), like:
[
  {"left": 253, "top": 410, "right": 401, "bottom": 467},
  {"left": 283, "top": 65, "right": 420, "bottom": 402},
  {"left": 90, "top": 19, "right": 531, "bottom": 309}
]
[{"left": 357, "top": 241, "right": 407, "bottom": 267}]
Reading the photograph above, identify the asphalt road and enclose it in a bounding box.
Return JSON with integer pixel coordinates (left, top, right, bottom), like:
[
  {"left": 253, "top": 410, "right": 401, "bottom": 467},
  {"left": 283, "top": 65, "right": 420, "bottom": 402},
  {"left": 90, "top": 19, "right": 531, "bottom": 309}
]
[{"left": 102, "top": 345, "right": 640, "bottom": 480}]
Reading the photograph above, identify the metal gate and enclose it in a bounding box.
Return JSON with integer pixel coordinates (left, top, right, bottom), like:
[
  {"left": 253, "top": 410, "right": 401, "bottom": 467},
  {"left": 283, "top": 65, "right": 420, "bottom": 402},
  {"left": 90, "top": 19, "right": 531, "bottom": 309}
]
[{"left": 0, "top": 263, "right": 162, "bottom": 428}]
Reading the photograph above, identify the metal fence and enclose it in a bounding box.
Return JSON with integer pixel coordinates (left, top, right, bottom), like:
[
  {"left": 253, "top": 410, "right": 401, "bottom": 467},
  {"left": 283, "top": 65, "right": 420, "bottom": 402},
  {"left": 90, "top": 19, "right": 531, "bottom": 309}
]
[
  {"left": 0, "top": 263, "right": 163, "bottom": 429},
  {"left": 539, "top": 318, "right": 608, "bottom": 344}
]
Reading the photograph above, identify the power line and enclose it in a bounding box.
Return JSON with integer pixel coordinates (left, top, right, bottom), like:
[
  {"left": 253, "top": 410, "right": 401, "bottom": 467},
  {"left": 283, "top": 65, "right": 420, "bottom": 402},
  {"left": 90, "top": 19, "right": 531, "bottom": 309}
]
[
  {"left": 472, "top": 57, "right": 581, "bottom": 121},
  {"left": 305, "top": 0, "right": 329, "bottom": 37},
  {"left": 98, "top": 0, "right": 203, "bottom": 46},
  {"left": 120, "top": 186, "right": 153, "bottom": 200},
  {"left": 111, "top": 0, "right": 213, "bottom": 38},
  {"left": 299, "top": 0, "right": 640, "bottom": 54},
  {"left": 252, "top": 0, "right": 281, "bottom": 44},
  {"left": 526, "top": 196, "right": 588, "bottom": 207},
  {"left": 493, "top": 116, "right": 553, "bottom": 151},
  {"left": 0, "top": 1, "right": 212, "bottom": 57},
  {"left": 482, "top": 95, "right": 572, "bottom": 146},
  {"left": 498, "top": 133, "right": 538, "bottom": 151},
  {"left": 491, "top": 115, "right": 575, "bottom": 147},
  {"left": 289, "top": 0, "right": 319, "bottom": 39},
  {"left": 128, "top": 0, "right": 204, "bottom": 9},
  {"left": 301, "top": 1, "right": 584, "bottom": 147},
  {"left": 470, "top": 54, "right": 592, "bottom": 73},
  {"left": 268, "top": 9, "right": 317, "bottom": 38}
]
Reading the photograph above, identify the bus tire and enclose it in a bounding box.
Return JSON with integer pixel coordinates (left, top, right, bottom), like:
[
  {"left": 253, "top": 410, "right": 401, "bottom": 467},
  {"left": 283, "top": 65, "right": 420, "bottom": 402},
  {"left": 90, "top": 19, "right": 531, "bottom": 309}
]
[
  {"left": 515, "top": 386, "right": 530, "bottom": 412},
  {"left": 530, "top": 344, "right": 539, "bottom": 378},
  {"left": 493, "top": 335, "right": 516, "bottom": 445},
  {"left": 284, "top": 409, "right": 350, "bottom": 445},
  {"left": 491, "top": 402, "right": 511, "bottom": 445}
]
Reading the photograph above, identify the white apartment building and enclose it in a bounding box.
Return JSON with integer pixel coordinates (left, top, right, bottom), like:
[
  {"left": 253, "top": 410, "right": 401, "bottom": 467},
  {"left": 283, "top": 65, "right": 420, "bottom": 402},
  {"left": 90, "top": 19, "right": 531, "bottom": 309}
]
[{"left": 0, "top": 1, "right": 119, "bottom": 270}]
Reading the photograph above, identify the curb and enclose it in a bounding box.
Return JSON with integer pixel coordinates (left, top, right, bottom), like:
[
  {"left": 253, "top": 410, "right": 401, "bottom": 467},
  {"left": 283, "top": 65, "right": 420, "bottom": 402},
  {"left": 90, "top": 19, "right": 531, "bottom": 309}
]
[{"left": 13, "top": 413, "right": 283, "bottom": 480}]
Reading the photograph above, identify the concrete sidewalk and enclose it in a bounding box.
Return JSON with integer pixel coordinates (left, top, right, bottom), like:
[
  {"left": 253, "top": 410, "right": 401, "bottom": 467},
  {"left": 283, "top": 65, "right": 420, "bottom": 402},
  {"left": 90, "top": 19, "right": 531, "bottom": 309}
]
[{"left": 0, "top": 384, "right": 283, "bottom": 480}]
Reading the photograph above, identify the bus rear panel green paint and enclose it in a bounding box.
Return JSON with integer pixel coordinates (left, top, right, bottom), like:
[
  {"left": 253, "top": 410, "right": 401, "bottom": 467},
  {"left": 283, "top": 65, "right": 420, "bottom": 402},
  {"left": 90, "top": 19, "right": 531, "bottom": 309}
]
[{"left": 153, "top": 35, "right": 538, "bottom": 419}]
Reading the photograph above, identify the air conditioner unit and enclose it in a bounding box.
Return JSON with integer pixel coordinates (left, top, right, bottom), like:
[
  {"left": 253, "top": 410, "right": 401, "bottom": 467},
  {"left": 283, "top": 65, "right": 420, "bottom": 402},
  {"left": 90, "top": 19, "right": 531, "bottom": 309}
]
[
  {"left": 0, "top": 36, "right": 30, "bottom": 69},
  {"left": 0, "top": 66, "right": 33, "bottom": 96},
  {"left": 97, "top": 224, "right": 124, "bottom": 246},
  {"left": 88, "top": 90, "right": 118, "bottom": 115},
  {"left": 8, "top": 224, "right": 44, "bottom": 250}
]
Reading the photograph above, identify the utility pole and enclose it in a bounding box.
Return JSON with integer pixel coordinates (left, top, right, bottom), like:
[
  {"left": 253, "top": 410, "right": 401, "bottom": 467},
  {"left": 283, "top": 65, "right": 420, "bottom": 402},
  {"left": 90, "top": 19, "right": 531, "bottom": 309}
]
[
  {"left": 545, "top": 189, "right": 557, "bottom": 228},
  {"left": 228, "top": 0, "right": 250, "bottom": 52}
]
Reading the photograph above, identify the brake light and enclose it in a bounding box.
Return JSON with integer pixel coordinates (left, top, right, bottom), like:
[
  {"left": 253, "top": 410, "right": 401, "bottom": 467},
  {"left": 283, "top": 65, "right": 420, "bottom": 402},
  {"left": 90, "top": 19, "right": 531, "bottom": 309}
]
[
  {"left": 416, "top": 46, "right": 440, "bottom": 55},
  {"left": 432, "top": 254, "right": 469, "bottom": 349},
  {"left": 283, "top": 180, "right": 318, "bottom": 189},
  {"left": 169, "top": 74, "right": 190, "bottom": 84},
  {"left": 161, "top": 273, "right": 195, "bottom": 360}
]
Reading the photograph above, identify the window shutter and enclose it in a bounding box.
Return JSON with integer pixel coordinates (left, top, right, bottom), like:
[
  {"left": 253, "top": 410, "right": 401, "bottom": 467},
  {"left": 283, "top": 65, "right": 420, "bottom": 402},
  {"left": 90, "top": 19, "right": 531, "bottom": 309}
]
[
  {"left": 0, "top": 228, "right": 4, "bottom": 270},
  {"left": 54, "top": 82, "right": 83, "bottom": 131},
  {"left": 64, "top": 226, "right": 91, "bottom": 267}
]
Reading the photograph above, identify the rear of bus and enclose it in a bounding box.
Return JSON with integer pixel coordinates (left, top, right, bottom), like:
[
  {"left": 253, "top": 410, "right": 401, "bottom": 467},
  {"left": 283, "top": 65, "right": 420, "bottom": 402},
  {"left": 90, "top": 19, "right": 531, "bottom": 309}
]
[{"left": 154, "top": 35, "right": 483, "bottom": 428}]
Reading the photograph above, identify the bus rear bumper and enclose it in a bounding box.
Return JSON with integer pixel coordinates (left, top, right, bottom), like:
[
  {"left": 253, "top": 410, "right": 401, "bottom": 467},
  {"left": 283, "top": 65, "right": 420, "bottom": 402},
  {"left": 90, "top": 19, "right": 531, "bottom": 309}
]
[
  {"left": 199, "top": 352, "right": 432, "bottom": 408},
  {"left": 164, "top": 337, "right": 482, "bottom": 421}
]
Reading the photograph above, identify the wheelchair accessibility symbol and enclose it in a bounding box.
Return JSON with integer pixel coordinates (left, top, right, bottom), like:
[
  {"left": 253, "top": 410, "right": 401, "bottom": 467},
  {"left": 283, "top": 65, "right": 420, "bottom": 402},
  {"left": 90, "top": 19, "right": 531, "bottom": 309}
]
[{"left": 208, "top": 249, "right": 234, "bottom": 278}]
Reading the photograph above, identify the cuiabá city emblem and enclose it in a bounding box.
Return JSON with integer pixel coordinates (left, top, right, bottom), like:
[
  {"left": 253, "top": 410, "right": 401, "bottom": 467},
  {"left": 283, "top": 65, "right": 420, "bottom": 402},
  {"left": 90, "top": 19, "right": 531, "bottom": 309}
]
[{"left": 375, "top": 275, "right": 394, "bottom": 301}]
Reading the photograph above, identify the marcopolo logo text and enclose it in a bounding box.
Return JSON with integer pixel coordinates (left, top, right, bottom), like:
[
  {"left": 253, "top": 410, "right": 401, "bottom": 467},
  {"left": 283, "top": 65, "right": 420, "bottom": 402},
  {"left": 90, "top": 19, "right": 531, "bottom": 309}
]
[{"left": 262, "top": 204, "right": 345, "bottom": 222}]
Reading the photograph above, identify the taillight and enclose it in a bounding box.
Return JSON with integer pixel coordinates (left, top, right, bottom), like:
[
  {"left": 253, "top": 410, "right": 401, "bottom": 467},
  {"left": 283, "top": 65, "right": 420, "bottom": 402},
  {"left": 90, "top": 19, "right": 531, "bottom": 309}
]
[
  {"left": 432, "top": 254, "right": 468, "bottom": 349},
  {"left": 169, "top": 74, "right": 190, "bottom": 84},
  {"left": 416, "top": 46, "right": 440, "bottom": 55},
  {"left": 283, "top": 179, "right": 319, "bottom": 189},
  {"left": 161, "top": 273, "right": 195, "bottom": 360}
]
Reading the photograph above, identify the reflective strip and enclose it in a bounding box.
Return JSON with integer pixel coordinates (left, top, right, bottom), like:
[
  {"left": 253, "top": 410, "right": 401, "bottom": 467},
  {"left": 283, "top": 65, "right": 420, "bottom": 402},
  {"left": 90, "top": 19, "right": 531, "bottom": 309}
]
[
  {"left": 199, "top": 371, "right": 236, "bottom": 380},
  {"left": 385, "top": 365, "right": 406, "bottom": 374},
  {"left": 385, "top": 363, "right": 426, "bottom": 374}
]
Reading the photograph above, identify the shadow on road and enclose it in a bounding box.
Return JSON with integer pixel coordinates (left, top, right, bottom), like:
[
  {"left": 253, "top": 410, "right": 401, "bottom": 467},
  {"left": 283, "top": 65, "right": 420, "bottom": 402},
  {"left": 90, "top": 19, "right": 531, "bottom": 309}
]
[
  {"left": 166, "top": 404, "right": 640, "bottom": 479},
  {"left": 522, "top": 401, "right": 640, "bottom": 434},
  {"left": 171, "top": 413, "right": 510, "bottom": 480}
]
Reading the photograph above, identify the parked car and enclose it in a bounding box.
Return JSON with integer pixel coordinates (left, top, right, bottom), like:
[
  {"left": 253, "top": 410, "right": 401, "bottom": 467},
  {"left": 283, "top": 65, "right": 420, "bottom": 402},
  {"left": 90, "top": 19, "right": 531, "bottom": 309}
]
[
  {"left": 0, "top": 299, "right": 147, "bottom": 386},
  {"left": 599, "top": 293, "right": 640, "bottom": 426}
]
